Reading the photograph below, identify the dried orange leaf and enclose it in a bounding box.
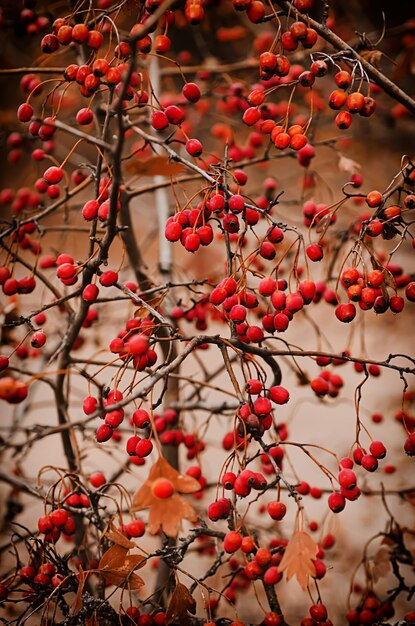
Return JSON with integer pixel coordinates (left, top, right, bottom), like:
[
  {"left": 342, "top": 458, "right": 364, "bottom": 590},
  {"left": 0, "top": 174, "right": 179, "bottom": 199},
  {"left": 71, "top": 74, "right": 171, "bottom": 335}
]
[
  {"left": 148, "top": 494, "right": 197, "bottom": 537},
  {"left": 278, "top": 530, "right": 318, "bottom": 590},
  {"left": 70, "top": 567, "right": 87, "bottom": 617},
  {"left": 126, "top": 156, "right": 184, "bottom": 177},
  {"left": 166, "top": 583, "right": 196, "bottom": 626},
  {"left": 372, "top": 547, "right": 392, "bottom": 583},
  {"left": 105, "top": 527, "right": 136, "bottom": 550},
  {"left": 98, "top": 544, "right": 145, "bottom": 590},
  {"left": 338, "top": 155, "right": 361, "bottom": 176},
  {"left": 132, "top": 457, "right": 200, "bottom": 537}
]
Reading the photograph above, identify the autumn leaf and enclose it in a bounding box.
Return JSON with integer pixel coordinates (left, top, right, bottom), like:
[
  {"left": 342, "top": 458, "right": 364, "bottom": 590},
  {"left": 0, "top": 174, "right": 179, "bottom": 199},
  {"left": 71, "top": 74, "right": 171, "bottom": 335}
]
[
  {"left": 70, "top": 566, "right": 87, "bottom": 617},
  {"left": 278, "top": 530, "right": 318, "bottom": 589},
  {"left": 360, "top": 49, "right": 383, "bottom": 69},
  {"left": 104, "top": 526, "right": 137, "bottom": 550},
  {"left": 134, "top": 292, "right": 167, "bottom": 321},
  {"left": 132, "top": 456, "right": 201, "bottom": 537},
  {"left": 126, "top": 156, "right": 184, "bottom": 177},
  {"left": 166, "top": 583, "right": 196, "bottom": 626},
  {"left": 98, "top": 544, "right": 145, "bottom": 590},
  {"left": 338, "top": 155, "right": 361, "bottom": 176},
  {"left": 371, "top": 547, "right": 392, "bottom": 583}
]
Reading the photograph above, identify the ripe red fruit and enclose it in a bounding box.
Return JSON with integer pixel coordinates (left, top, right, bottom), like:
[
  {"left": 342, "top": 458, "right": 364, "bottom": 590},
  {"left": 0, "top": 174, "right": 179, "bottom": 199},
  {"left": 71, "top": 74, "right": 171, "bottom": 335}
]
[
  {"left": 43, "top": 166, "right": 63, "bottom": 185},
  {"left": 19, "top": 565, "right": 36, "bottom": 581},
  {"left": 264, "top": 612, "right": 283, "bottom": 626},
  {"left": 96, "top": 424, "right": 113, "bottom": 442},
  {"left": 185, "top": 138, "right": 203, "bottom": 157},
  {"left": 165, "top": 221, "right": 182, "bottom": 242},
  {"left": 336, "top": 111, "right": 352, "bottom": 129},
  {"left": 230, "top": 304, "right": 246, "bottom": 323},
  {"left": 182, "top": 82, "right": 201, "bottom": 102},
  {"left": 347, "top": 92, "right": 365, "bottom": 113},
  {"left": 126, "top": 519, "right": 145, "bottom": 537},
  {"left": 328, "top": 492, "right": 346, "bottom": 513},
  {"left": 100, "top": 270, "right": 118, "bottom": 287},
  {"left": 310, "top": 604, "right": 328, "bottom": 621},
  {"left": 329, "top": 89, "right": 347, "bottom": 110},
  {"left": 335, "top": 303, "right": 356, "bottom": 323},
  {"left": 269, "top": 385, "right": 289, "bottom": 404},
  {"left": 90, "top": 472, "right": 106, "bottom": 488},
  {"left": 41, "top": 34, "right": 59, "bottom": 53},
  {"left": 224, "top": 531, "right": 242, "bottom": 553},
  {"left": 51, "top": 509, "right": 69, "bottom": 528},
  {"left": 151, "top": 110, "right": 169, "bottom": 130},
  {"left": 243, "top": 107, "right": 261, "bottom": 126},
  {"left": 267, "top": 501, "right": 287, "bottom": 520},
  {"left": 165, "top": 105, "right": 185, "bottom": 125},
  {"left": 31, "top": 331, "right": 46, "bottom": 348},
  {"left": 151, "top": 478, "right": 174, "bottom": 499},
  {"left": 135, "top": 438, "right": 153, "bottom": 457},
  {"left": 76, "top": 107, "right": 93, "bottom": 125},
  {"left": 38, "top": 515, "right": 54, "bottom": 533},
  {"left": 184, "top": 232, "right": 200, "bottom": 252},
  {"left": 338, "top": 468, "right": 357, "bottom": 489},
  {"left": 369, "top": 440, "right": 386, "bottom": 459},
  {"left": 361, "top": 454, "right": 378, "bottom": 472},
  {"left": 366, "top": 190, "right": 383, "bottom": 207},
  {"left": 306, "top": 243, "right": 324, "bottom": 261},
  {"left": 17, "top": 103, "right": 34, "bottom": 122}
]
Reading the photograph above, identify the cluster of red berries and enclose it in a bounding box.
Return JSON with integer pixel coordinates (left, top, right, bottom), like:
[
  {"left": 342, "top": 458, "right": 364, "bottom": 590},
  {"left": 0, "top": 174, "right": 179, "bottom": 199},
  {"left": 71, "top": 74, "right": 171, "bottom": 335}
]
[
  {"left": 18, "top": 561, "right": 65, "bottom": 592},
  {"left": 37, "top": 508, "right": 76, "bottom": 543},
  {"left": 346, "top": 594, "right": 401, "bottom": 625}
]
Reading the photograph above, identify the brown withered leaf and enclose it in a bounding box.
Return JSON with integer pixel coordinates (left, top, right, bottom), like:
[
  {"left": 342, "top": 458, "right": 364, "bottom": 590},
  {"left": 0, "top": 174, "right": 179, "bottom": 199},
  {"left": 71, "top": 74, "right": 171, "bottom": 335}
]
[
  {"left": 104, "top": 526, "right": 137, "bottom": 550},
  {"left": 132, "top": 456, "right": 201, "bottom": 537},
  {"left": 85, "top": 616, "right": 99, "bottom": 626},
  {"left": 372, "top": 547, "right": 392, "bottom": 583},
  {"left": 70, "top": 566, "right": 87, "bottom": 617},
  {"left": 360, "top": 49, "right": 383, "bottom": 69},
  {"left": 278, "top": 530, "right": 318, "bottom": 589},
  {"left": 126, "top": 156, "right": 184, "bottom": 177},
  {"left": 166, "top": 583, "right": 196, "bottom": 626},
  {"left": 98, "top": 544, "right": 145, "bottom": 590},
  {"left": 134, "top": 292, "right": 167, "bottom": 321},
  {"left": 338, "top": 155, "right": 361, "bottom": 176}
]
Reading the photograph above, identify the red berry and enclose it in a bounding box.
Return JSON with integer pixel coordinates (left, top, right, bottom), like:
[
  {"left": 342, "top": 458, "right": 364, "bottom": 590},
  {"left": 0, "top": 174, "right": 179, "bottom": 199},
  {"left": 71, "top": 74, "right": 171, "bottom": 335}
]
[
  {"left": 151, "top": 110, "right": 169, "bottom": 130},
  {"left": 135, "top": 438, "right": 153, "bottom": 457},
  {"left": 17, "top": 103, "right": 34, "bottom": 122},
  {"left": 185, "top": 138, "right": 203, "bottom": 157},
  {"left": 90, "top": 472, "right": 106, "bottom": 488},
  {"left": 51, "top": 509, "right": 69, "bottom": 528},
  {"left": 43, "top": 166, "right": 63, "bottom": 185},
  {"left": 269, "top": 385, "right": 289, "bottom": 404},
  {"left": 328, "top": 492, "right": 346, "bottom": 513},
  {"left": 267, "top": 501, "right": 287, "bottom": 520},
  {"left": 182, "top": 82, "right": 201, "bottom": 102},
  {"left": 152, "top": 478, "right": 174, "bottom": 499},
  {"left": 224, "top": 531, "right": 242, "bottom": 553}
]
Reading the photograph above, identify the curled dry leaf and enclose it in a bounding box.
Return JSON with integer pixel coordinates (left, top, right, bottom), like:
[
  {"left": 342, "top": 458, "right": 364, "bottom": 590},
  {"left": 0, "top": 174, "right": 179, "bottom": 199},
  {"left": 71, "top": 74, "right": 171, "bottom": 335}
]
[
  {"left": 126, "top": 155, "right": 184, "bottom": 177},
  {"left": 132, "top": 456, "right": 201, "bottom": 537},
  {"left": 104, "top": 526, "right": 137, "bottom": 550},
  {"left": 338, "top": 155, "right": 362, "bottom": 176},
  {"left": 371, "top": 546, "right": 392, "bottom": 583},
  {"left": 166, "top": 582, "right": 196, "bottom": 626},
  {"left": 70, "top": 566, "right": 87, "bottom": 617},
  {"left": 278, "top": 530, "right": 318, "bottom": 590},
  {"left": 98, "top": 544, "right": 145, "bottom": 591}
]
